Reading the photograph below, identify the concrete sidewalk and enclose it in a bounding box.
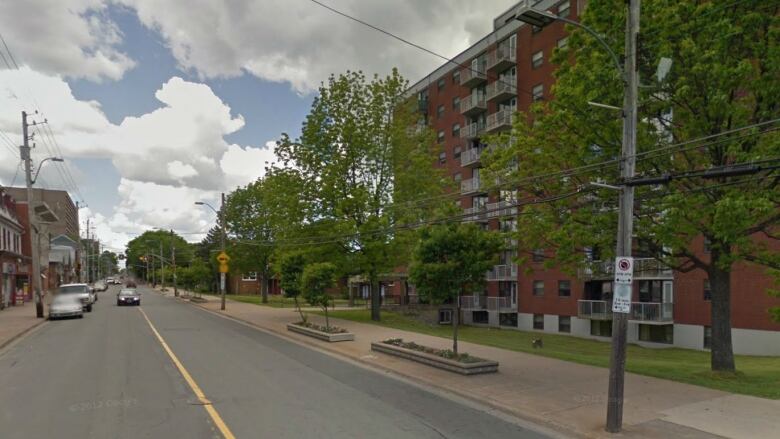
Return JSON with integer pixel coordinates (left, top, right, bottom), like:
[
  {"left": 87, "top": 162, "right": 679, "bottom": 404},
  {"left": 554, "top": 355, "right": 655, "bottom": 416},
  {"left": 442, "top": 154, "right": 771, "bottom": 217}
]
[
  {"left": 0, "top": 301, "right": 47, "bottom": 350},
  {"left": 165, "top": 290, "right": 778, "bottom": 439}
]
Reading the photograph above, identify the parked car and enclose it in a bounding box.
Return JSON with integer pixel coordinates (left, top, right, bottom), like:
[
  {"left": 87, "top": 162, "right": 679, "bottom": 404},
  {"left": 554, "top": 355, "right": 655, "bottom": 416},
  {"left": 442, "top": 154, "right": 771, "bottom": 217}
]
[
  {"left": 94, "top": 281, "right": 108, "bottom": 292},
  {"left": 57, "top": 283, "right": 95, "bottom": 312},
  {"left": 125, "top": 281, "right": 137, "bottom": 288},
  {"left": 49, "top": 294, "right": 84, "bottom": 320},
  {"left": 106, "top": 277, "right": 115, "bottom": 285},
  {"left": 117, "top": 289, "right": 141, "bottom": 306}
]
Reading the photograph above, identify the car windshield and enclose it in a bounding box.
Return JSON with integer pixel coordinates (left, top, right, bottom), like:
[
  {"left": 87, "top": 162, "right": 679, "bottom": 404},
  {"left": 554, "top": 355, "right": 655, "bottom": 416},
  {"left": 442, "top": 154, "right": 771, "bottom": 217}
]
[
  {"left": 58, "top": 285, "right": 87, "bottom": 294},
  {"left": 119, "top": 290, "right": 138, "bottom": 296},
  {"left": 52, "top": 295, "right": 80, "bottom": 305}
]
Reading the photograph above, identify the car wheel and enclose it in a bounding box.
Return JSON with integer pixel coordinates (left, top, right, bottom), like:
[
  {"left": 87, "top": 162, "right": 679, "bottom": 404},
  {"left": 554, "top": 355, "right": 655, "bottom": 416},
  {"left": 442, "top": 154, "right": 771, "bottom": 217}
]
[
  {"left": 86, "top": 304, "right": 93, "bottom": 312},
  {"left": 79, "top": 314, "right": 84, "bottom": 319},
  {"left": 117, "top": 301, "right": 121, "bottom": 306}
]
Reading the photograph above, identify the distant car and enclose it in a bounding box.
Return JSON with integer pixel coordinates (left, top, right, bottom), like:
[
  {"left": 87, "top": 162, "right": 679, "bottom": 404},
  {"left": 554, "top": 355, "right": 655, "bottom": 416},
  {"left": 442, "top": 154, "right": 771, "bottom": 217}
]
[
  {"left": 125, "top": 281, "right": 137, "bottom": 288},
  {"left": 58, "top": 283, "right": 95, "bottom": 312},
  {"left": 106, "top": 277, "right": 115, "bottom": 285},
  {"left": 117, "top": 289, "right": 141, "bottom": 306},
  {"left": 49, "top": 294, "right": 84, "bottom": 320},
  {"left": 94, "top": 281, "right": 108, "bottom": 292}
]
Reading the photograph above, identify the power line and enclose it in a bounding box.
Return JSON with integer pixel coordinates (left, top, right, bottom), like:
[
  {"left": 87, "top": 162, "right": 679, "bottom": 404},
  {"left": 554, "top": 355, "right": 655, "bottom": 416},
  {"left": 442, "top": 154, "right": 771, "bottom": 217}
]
[{"left": 0, "top": 32, "right": 19, "bottom": 69}]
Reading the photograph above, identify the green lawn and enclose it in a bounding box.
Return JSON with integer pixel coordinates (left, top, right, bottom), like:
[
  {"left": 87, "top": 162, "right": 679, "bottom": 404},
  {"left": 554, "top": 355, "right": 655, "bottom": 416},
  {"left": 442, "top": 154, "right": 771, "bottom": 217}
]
[
  {"left": 217, "top": 294, "right": 368, "bottom": 309},
  {"left": 323, "top": 309, "right": 780, "bottom": 399}
]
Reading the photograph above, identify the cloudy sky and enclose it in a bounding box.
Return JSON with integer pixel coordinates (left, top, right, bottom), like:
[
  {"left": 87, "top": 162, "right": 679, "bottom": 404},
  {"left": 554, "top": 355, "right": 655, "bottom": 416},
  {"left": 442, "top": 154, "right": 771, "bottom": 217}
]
[{"left": 0, "top": 0, "right": 518, "bottom": 253}]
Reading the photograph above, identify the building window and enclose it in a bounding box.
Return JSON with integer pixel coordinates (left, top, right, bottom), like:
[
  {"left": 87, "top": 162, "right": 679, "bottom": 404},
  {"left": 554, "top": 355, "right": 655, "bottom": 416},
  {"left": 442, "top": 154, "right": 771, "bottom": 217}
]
[
  {"left": 453, "top": 96, "right": 460, "bottom": 111},
  {"left": 532, "top": 50, "right": 544, "bottom": 69},
  {"left": 533, "top": 280, "right": 544, "bottom": 296},
  {"left": 558, "top": 0, "right": 571, "bottom": 18},
  {"left": 558, "top": 316, "right": 571, "bottom": 333},
  {"left": 532, "top": 84, "right": 544, "bottom": 102},
  {"left": 703, "top": 237, "right": 711, "bottom": 253},
  {"left": 453, "top": 144, "right": 462, "bottom": 158},
  {"left": 452, "top": 71, "right": 460, "bottom": 85},
  {"left": 453, "top": 172, "right": 462, "bottom": 182},
  {"left": 438, "top": 309, "right": 452, "bottom": 324},
  {"left": 452, "top": 123, "right": 460, "bottom": 138},
  {"left": 703, "top": 326, "right": 712, "bottom": 349},
  {"left": 703, "top": 279, "right": 711, "bottom": 301},
  {"left": 558, "top": 280, "right": 571, "bottom": 297},
  {"left": 533, "top": 314, "right": 544, "bottom": 330},
  {"left": 532, "top": 25, "right": 542, "bottom": 34},
  {"left": 242, "top": 272, "right": 257, "bottom": 281},
  {"left": 500, "top": 313, "right": 518, "bottom": 327},
  {"left": 437, "top": 104, "right": 445, "bottom": 119},
  {"left": 557, "top": 37, "right": 568, "bottom": 50},
  {"left": 590, "top": 320, "right": 612, "bottom": 337},
  {"left": 437, "top": 130, "right": 445, "bottom": 143},
  {"left": 473, "top": 311, "right": 489, "bottom": 324},
  {"left": 639, "top": 324, "right": 673, "bottom": 344},
  {"left": 437, "top": 77, "right": 446, "bottom": 91},
  {"left": 532, "top": 248, "right": 545, "bottom": 262},
  {"left": 438, "top": 151, "right": 447, "bottom": 164}
]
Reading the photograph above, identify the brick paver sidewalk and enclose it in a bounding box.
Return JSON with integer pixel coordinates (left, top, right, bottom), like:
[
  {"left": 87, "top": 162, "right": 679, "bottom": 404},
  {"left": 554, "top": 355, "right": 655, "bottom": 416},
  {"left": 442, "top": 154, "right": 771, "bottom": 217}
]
[{"left": 168, "top": 291, "right": 779, "bottom": 439}]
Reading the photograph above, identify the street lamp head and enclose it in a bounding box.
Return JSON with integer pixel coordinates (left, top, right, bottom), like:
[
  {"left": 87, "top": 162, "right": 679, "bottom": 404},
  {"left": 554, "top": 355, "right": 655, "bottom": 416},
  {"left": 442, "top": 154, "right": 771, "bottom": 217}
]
[
  {"left": 51, "top": 157, "right": 64, "bottom": 162},
  {"left": 514, "top": 2, "right": 556, "bottom": 28},
  {"left": 194, "top": 202, "right": 205, "bottom": 205}
]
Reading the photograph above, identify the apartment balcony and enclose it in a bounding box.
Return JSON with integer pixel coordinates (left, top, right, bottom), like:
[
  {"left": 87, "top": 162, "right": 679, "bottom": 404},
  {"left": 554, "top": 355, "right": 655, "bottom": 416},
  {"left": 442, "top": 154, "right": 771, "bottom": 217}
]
[
  {"left": 487, "top": 296, "right": 517, "bottom": 312},
  {"left": 486, "top": 109, "right": 513, "bottom": 133},
  {"left": 460, "top": 295, "right": 486, "bottom": 310},
  {"left": 463, "top": 205, "right": 489, "bottom": 223},
  {"left": 460, "top": 122, "right": 486, "bottom": 140},
  {"left": 578, "top": 258, "right": 674, "bottom": 281},
  {"left": 460, "top": 67, "right": 487, "bottom": 87},
  {"left": 577, "top": 300, "right": 674, "bottom": 323},
  {"left": 487, "top": 46, "right": 516, "bottom": 72},
  {"left": 460, "top": 146, "right": 493, "bottom": 167},
  {"left": 417, "top": 98, "right": 429, "bottom": 113},
  {"left": 486, "top": 264, "right": 518, "bottom": 281},
  {"left": 486, "top": 200, "right": 518, "bottom": 218},
  {"left": 460, "top": 177, "right": 486, "bottom": 195},
  {"left": 486, "top": 78, "right": 517, "bottom": 103},
  {"left": 460, "top": 94, "right": 487, "bottom": 116}
]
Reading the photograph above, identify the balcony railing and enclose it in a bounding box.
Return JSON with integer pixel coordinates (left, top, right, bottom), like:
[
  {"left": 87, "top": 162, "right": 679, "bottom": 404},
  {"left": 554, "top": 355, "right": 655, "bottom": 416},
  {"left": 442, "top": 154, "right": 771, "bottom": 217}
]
[
  {"left": 487, "top": 46, "right": 516, "bottom": 72},
  {"left": 460, "top": 295, "right": 486, "bottom": 310},
  {"left": 486, "top": 78, "right": 517, "bottom": 102},
  {"left": 486, "top": 109, "right": 514, "bottom": 133},
  {"left": 486, "top": 264, "right": 518, "bottom": 281},
  {"left": 486, "top": 296, "right": 516, "bottom": 311},
  {"left": 460, "top": 66, "right": 487, "bottom": 87},
  {"left": 463, "top": 205, "right": 489, "bottom": 223},
  {"left": 460, "top": 177, "right": 485, "bottom": 195},
  {"left": 577, "top": 300, "right": 674, "bottom": 323},
  {"left": 460, "top": 122, "right": 486, "bottom": 140},
  {"left": 486, "top": 200, "right": 517, "bottom": 218},
  {"left": 460, "top": 147, "right": 482, "bottom": 167},
  {"left": 578, "top": 258, "right": 674, "bottom": 280},
  {"left": 460, "top": 94, "right": 487, "bottom": 116}
]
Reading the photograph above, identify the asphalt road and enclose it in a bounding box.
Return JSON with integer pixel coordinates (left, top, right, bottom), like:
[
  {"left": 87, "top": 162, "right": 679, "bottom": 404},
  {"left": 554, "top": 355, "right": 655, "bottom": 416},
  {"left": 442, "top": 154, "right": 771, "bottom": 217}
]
[{"left": 0, "top": 285, "right": 555, "bottom": 439}]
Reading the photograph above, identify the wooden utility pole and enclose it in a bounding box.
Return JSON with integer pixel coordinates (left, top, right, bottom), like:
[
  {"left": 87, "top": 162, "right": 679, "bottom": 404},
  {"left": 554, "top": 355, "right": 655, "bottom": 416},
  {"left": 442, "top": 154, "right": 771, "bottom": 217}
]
[
  {"left": 606, "top": 0, "right": 640, "bottom": 433},
  {"left": 19, "top": 111, "right": 44, "bottom": 318},
  {"left": 220, "top": 192, "right": 226, "bottom": 311},
  {"left": 171, "top": 229, "right": 178, "bottom": 297}
]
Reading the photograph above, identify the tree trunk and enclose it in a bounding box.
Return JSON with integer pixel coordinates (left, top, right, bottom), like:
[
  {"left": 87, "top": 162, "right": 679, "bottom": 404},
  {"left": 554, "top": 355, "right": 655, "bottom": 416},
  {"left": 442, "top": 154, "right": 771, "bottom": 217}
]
[
  {"left": 261, "top": 272, "right": 268, "bottom": 304},
  {"left": 453, "top": 301, "right": 460, "bottom": 355},
  {"left": 370, "top": 273, "right": 381, "bottom": 322},
  {"left": 324, "top": 305, "right": 330, "bottom": 331},
  {"left": 709, "top": 264, "right": 735, "bottom": 372},
  {"left": 348, "top": 284, "right": 355, "bottom": 307},
  {"left": 294, "top": 296, "right": 307, "bottom": 323}
]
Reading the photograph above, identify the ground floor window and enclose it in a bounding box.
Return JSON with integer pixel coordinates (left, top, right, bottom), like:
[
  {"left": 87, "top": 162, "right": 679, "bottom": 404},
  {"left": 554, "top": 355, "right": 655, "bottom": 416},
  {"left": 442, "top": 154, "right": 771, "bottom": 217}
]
[
  {"left": 590, "top": 320, "right": 612, "bottom": 337},
  {"left": 703, "top": 326, "right": 712, "bottom": 349},
  {"left": 499, "top": 313, "right": 517, "bottom": 327},
  {"left": 242, "top": 272, "right": 257, "bottom": 281},
  {"left": 438, "top": 309, "right": 452, "bottom": 325},
  {"left": 533, "top": 314, "right": 544, "bottom": 330},
  {"left": 639, "top": 324, "right": 673, "bottom": 344},
  {"left": 558, "top": 316, "right": 571, "bottom": 333},
  {"left": 473, "top": 311, "right": 489, "bottom": 324}
]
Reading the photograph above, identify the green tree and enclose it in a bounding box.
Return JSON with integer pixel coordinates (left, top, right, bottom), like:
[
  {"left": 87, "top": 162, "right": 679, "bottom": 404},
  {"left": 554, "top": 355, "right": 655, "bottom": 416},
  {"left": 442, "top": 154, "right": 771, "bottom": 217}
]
[
  {"left": 275, "top": 69, "right": 448, "bottom": 322},
  {"left": 302, "top": 262, "right": 338, "bottom": 330},
  {"left": 125, "top": 230, "right": 193, "bottom": 283},
  {"left": 409, "top": 224, "right": 503, "bottom": 354},
  {"left": 279, "top": 252, "right": 307, "bottom": 323},
  {"left": 485, "top": 0, "right": 779, "bottom": 372}
]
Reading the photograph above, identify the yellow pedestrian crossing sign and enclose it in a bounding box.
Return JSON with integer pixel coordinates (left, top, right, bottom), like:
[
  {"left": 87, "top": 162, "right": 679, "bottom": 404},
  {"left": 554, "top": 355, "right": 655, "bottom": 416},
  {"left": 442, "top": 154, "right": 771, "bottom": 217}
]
[{"left": 217, "top": 251, "right": 230, "bottom": 273}]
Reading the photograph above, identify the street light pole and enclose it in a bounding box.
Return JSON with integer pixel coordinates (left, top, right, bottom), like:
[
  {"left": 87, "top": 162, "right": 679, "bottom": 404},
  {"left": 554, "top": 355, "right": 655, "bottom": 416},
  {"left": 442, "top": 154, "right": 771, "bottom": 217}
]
[
  {"left": 159, "top": 240, "right": 165, "bottom": 292},
  {"left": 171, "top": 229, "right": 178, "bottom": 297},
  {"left": 220, "top": 192, "right": 226, "bottom": 311},
  {"left": 515, "top": 0, "right": 640, "bottom": 432}
]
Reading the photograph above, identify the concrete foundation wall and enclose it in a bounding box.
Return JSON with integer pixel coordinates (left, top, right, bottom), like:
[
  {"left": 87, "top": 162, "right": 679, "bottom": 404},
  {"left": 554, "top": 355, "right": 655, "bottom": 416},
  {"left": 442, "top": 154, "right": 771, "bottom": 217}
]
[
  {"left": 732, "top": 327, "right": 780, "bottom": 356},
  {"left": 518, "top": 312, "right": 533, "bottom": 331},
  {"left": 674, "top": 324, "right": 702, "bottom": 350},
  {"left": 543, "top": 314, "right": 558, "bottom": 333}
]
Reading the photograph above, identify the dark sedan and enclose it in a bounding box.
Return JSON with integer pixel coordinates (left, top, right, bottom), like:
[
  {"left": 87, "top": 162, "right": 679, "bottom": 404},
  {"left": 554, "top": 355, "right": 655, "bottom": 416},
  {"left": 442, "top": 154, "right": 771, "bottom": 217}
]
[{"left": 116, "top": 289, "right": 141, "bottom": 306}]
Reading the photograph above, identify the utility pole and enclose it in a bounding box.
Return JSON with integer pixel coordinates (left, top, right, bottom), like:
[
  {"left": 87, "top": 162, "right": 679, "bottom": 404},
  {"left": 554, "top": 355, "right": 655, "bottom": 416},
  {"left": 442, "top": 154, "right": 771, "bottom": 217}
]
[
  {"left": 606, "top": 0, "right": 640, "bottom": 433},
  {"left": 159, "top": 240, "right": 165, "bottom": 291},
  {"left": 19, "top": 111, "right": 44, "bottom": 318},
  {"left": 171, "top": 229, "right": 178, "bottom": 297},
  {"left": 85, "top": 218, "right": 90, "bottom": 284},
  {"left": 220, "top": 192, "right": 226, "bottom": 311}
]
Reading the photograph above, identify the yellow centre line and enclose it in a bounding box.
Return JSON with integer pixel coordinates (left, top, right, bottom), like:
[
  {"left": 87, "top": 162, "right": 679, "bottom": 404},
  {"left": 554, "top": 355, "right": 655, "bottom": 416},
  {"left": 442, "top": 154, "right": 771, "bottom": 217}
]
[{"left": 138, "top": 307, "right": 236, "bottom": 439}]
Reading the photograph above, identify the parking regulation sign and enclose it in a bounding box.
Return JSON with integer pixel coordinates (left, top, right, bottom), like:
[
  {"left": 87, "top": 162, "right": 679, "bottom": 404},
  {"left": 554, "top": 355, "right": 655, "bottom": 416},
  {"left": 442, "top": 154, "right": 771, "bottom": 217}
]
[
  {"left": 612, "top": 283, "right": 632, "bottom": 313},
  {"left": 614, "top": 257, "right": 634, "bottom": 284}
]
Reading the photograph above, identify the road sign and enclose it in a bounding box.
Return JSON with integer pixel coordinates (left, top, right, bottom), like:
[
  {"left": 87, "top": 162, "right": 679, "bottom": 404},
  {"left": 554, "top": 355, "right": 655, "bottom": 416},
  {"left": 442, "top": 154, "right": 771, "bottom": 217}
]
[
  {"left": 614, "top": 257, "right": 634, "bottom": 284},
  {"left": 612, "top": 283, "right": 632, "bottom": 313},
  {"left": 218, "top": 262, "right": 229, "bottom": 273},
  {"left": 216, "top": 251, "right": 230, "bottom": 263}
]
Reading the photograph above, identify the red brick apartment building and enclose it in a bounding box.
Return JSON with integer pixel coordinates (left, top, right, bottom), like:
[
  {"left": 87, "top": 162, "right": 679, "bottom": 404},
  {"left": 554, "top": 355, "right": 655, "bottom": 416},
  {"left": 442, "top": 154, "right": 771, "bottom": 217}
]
[{"left": 395, "top": 0, "right": 780, "bottom": 355}]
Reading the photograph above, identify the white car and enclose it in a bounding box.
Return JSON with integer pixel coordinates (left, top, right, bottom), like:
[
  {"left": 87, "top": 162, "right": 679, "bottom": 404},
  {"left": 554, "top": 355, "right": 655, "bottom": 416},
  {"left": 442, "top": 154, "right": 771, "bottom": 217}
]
[
  {"left": 58, "top": 283, "right": 95, "bottom": 312},
  {"left": 49, "top": 294, "right": 84, "bottom": 320}
]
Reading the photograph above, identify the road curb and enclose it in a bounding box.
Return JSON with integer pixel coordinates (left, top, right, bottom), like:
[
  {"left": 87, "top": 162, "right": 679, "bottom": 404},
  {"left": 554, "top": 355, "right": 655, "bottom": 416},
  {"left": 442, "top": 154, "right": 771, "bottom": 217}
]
[
  {"left": 0, "top": 318, "right": 47, "bottom": 353},
  {"left": 180, "top": 298, "right": 580, "bottom": 439}
]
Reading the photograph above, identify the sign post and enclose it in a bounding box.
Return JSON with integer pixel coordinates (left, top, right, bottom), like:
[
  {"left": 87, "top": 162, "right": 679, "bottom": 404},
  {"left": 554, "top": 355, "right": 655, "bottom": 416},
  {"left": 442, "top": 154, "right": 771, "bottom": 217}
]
[{"left": 216, "top": 251, "right": 229, "bottom": 310}]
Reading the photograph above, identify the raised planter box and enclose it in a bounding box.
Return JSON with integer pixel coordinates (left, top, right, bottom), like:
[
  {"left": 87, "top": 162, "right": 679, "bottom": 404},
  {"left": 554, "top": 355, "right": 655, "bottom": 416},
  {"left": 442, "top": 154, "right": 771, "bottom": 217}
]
[
  {"left": 189, "top": 296, "right": 208, "bottom": 303},
  {"left": 370, "top": 342, "right": 498, "bottom": 375},
  {"left": 287, "top": 323, "right": 355, "bottom": 342}
]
